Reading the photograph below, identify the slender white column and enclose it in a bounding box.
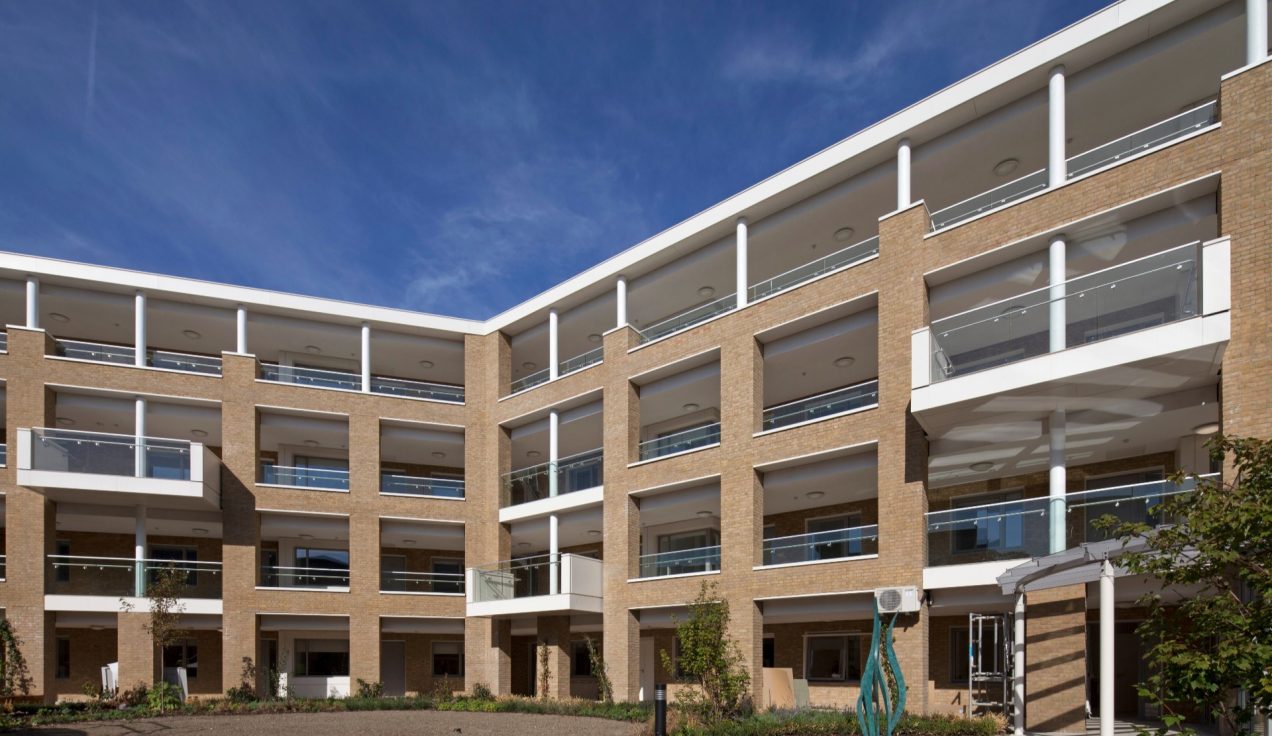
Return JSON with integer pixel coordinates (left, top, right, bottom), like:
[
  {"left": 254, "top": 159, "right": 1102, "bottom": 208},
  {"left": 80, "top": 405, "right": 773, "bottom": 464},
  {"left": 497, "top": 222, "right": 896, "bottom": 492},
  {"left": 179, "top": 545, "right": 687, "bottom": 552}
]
[
  {"left": 235, "top": 305, "right": 248, "bottom": 354},
  {"left": 549, "top": 513, "right": 560, "bottom": 595},
  {"left": 25, "top": 277, "right": 39, "bottom": 329},
  {"left": 1250, "top": 0, "right": 1269, "bottom": 66},
  {"left": 360, "top": 322, "right": 371, "bottom": 393},
  {"left": 1048, "top": 65, "right": 1067, "bottom": 187},
  {"left": 134, "top": 291, "right": 147, "bottom": 367},
  {"left": 548, "top": 309, "right": 560, "bottom": 381},
  {"left": 1099, "top": 559, "right": 1116, "bottom": 736},
  {"left": 1049, "top": 409, "right": 1066, "bottom": 554},
  {"left": 134, "top": 506, "right": 147, "bottom": 597},
  {"left": 549, "top": 406, "right": 562, "bottom": 595},
  {"left": 1013, "top": 592, "right": 1026, "bottom": 736},
  {"left": 616, "top": 276, "right": 627, "bottom": 328},
  {"left": 134, "top": 397, "right": 147, "bottom": 479},
  {"left": 548, "top": 409, "right": 559, "bottom": 498},
  {"left": 1049, "top": 235, "right": 1067, "bottom": 353},
  {"left": 896, "top": 138, "right": 912, "bottom": 210},
  {"left": 735, "top": 217, "right": 748, "bottom": 309}
]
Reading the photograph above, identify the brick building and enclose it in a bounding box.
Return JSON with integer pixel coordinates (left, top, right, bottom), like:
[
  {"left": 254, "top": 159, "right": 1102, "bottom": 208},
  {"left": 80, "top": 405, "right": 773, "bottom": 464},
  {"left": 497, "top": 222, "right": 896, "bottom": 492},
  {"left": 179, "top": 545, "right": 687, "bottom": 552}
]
[{"left": 0, "top": 0, "right": 1268, "bottom": 732}]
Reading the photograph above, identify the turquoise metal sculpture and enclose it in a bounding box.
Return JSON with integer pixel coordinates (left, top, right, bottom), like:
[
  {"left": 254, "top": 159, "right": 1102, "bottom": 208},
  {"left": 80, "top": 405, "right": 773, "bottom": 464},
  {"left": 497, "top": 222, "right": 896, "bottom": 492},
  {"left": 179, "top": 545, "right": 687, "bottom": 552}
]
[{"left": 856, "top": 600, "right": 906, "bottom": 736}]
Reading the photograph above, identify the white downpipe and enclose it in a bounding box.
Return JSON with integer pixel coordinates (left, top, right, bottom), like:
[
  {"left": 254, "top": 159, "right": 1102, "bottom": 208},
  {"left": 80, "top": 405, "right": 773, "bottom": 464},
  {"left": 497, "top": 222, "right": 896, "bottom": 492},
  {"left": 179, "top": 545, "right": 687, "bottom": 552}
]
[
  {"left": 1249, "top": 0, "right": 1269, "bottom": 66},
  {"left": 1049, "top": 236, "right": 1067, "bottom": 353},
  {"left": 735, "top": 217, "right": 748, "bottom": 309},
  {"left": 896, "top": 138, "right": 912, "bottom": 210},
  {"left": 548, "top": 409, "right": 559, "bottom": 498},
  {"left": 1099, "top": 559, "right": 1116, "bottom": 736},
  {"left": 236, "top": 305, "right": 247, "bottom": 354},
  {"left": 548, "top": 309, "right": 559, "bottom": 381},
  {"left": 25, "top": 277, "right": 39, "bottom": 329},
  {"left": 134, "top": 506, "right": 147, "bottom": 597},
  {"left": 1048, "top": 66, "right": 1066, "bottom": 187},
  {"left": 549, "top": 513, "right": 560, "bottom": 595},
  {"left": 1049, "top": 409, "right": 1066, "bottom": 554},
  {"left": 616, "top": 276, "right": 627, "bottom": 328},
  {"left": 134, "top": 397, "right": 147, "bottom": 479},
  {"left": 1013, "top": 592, "right": 1026, "bottom": 736},
  {"left": 360, "top": 322, "right": 371, "bottom": 393},
  {"left": 134, "top": 291, "right": 147, "bottom": 368}
]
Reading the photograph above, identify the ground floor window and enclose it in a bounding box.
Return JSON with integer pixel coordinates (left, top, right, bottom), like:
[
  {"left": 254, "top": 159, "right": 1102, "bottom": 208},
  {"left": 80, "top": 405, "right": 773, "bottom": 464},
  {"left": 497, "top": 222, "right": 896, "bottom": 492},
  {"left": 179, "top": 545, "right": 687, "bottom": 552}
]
[
  {"left": 949, "top": 627, "right": 969, "bottom": 683},
  {"left": 762, "top": 637, "right": 775, "bottom": 668},
  {"left": 295, "top": 639, "right": 349, "bottom": 677},
  {"left": 162, "top": 638, "right": 199, "bottom": 679},
  {"left": 571, "top": 640, "right": 594, "bottom": 677},
  {"left": 55, "top": 636, "right": 70, "bottom": 679},
  {"left": 804, "top": 634, "right": 866, "bottom": 682},
  {"left": 432, "top": 641, "right": 462, "bottom": 677}
]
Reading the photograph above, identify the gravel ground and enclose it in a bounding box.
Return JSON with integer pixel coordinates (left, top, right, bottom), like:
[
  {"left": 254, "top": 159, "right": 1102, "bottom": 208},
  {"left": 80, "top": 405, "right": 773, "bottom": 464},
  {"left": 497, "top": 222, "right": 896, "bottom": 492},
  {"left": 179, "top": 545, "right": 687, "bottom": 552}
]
[{"left": 15, "top": 710, "right": 648, "bottom": 736}]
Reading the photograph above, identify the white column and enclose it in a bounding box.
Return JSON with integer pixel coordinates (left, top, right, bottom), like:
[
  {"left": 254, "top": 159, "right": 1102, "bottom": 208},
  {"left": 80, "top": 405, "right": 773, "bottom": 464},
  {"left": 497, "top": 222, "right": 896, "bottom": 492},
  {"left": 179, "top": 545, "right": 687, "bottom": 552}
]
[
  {"left": 1049, "top": 235, "right": 1067, "bottom": 353},
  {"left": 360, "top": 322, "right": 371, "bottom": 393},
  {"left": 1099, "top": 559, "right": 1116, "bottom": 736},
  {"left": 549, "top": 406, "right": 561, "bottom": 596},
  {"left": 134, "top": 291, "right": 147, "bottom": 367},
  {"left": 735, "top": 217, "right": 748, "bottom": 309},
  {"left": 548, "top": 309, "right": 559, "bottom": 381},
  {"left": 134, "top": 506, "right": 148, "bottom": 597},
  {"left": 549, "top": 513, "right": 560, "bottom": 595},
  {"left": 548, "top": 409, "right": 560, "bottom": 498},
  {"left": 1249, "top": 0, "right": 1269, "bottom": 66},
  {"left": 896, "top": 138, "right": 912, "bottom": 210},
  {"left": 134, "top": 397, "right": 147, "bottom": 479},
  {"left": 1048, "top": 65, "right": 1067, "bottom": 187},
  {"left": 1013, "top": 592, "right": 1026, "bottom": 736},
  {"left": 25, "top": 277, "right": 39, "bottom": 329},
  {"left": 1049, "top": 409, "right": 1067, "bottom": 554},
  {"left": 235, "top": 305, "right": 248, "bottom": 354},
  {"left": 616, "top": 276, "right": 628, "bottom": 328}
]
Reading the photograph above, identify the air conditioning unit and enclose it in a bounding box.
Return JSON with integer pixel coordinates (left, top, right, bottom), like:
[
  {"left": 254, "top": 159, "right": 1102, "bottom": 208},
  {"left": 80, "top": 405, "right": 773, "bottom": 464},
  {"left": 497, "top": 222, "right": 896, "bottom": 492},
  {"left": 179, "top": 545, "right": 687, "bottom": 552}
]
[{"left": 875, "top": 586, "right": 921, "bottom": 614}]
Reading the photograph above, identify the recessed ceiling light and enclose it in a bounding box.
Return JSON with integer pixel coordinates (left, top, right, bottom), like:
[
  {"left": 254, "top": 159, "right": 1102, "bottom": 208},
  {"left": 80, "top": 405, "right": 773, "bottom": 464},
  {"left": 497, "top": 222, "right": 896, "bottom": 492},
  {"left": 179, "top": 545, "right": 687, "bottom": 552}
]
[
  {"left": 527, "top": 450, "right": 541, "bottom": 458},
  {"left": 418, "top": 360, "right": 435, "bottom": 369},
  {"left": 56, "top": 417, "right": 74, "bottom": 426},
  {"left": 1192, "top": 422, "right": 1219, "bottom": 435},
  {"left": 304, "top": 345, "right": 321, "bottom": 354},
  {"left": 833, "top": 227, "right": 855, "bottom": 242},
  {"left": 303, "top": 439, "right": 318, "bottom": 446},
  {"left": 89, "top": 625, "right": 103, "bottom": 632},
  {"left": 191, "top": 528, "right": 208, "bottom": 535},
  {"left": 588, "top": 333, "right": 602, "bottom": 343},
  {"left": 48, "top": 312, "right": 70, "bottom": 323},
  {"left": 833, "top": 356, "right": 855, "bottom": 368},
  {"left": 970, "top": 461, "right": 994, "bottom": 472},
  {"left": 191, "top": 429, "right": 208, "bottom": 438},
  {"left": 431, "top": 451, "right": 446, "bottom": 459},
  {"left": 522, "top": 361, "right": 537, "bottom": 370},
  {"left": 182, "top": 329, "right": 202, "bottom": 340},
  {"left": 806, "top": 491, "right": 825, "bottom": 500},
  {"left": 993, "top": 158, "right": 1020, "bottom": 177},
  {"left": 683, "top": 403, "right": 700, "bottom": 412},
  {"left": 587, "top": 530, "right": 602, "bottom": 537},
  {"left": 299, "top": 533, "right": 313, "bottom": 540},
  {"left": 696, "top": 510, "right": 713, "bottom": 518},
  {"left": 402, "top": 539, "right": 416, "bottom": 546},
  {"left": 697, "top": 286, "right": 715, "bottom": 299},
  {"left": 516, "top": 542, "right": 531, "bottom": 549}
]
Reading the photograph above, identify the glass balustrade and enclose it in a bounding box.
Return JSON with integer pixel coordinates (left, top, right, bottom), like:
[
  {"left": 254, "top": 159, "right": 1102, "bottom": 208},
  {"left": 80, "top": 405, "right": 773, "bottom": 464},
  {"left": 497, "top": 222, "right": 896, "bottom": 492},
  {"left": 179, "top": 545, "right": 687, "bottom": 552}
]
[
  {"left": 510, "top": 368, "right": 551, "bottom": 394},
  {"left": 502, "top": 449, "right": 603, "bottom": 506},
  {"left": 46, "top": 555, "right": 222, "bottom": 598},
  {"left": 260, "top": 464, "right": 350, "bottom": 491},
  {"left": 1067, "top": 101, "right": 1218, "bottom": 179},
  {"left": 638, "top": 545, "right": 721, "bottom": 578},
  {"left": 54, "top": 339, "right": 136, "bottom": 366},
  {"left": 30, "top": 428, "right": 192, "bottom": 479},
  {"left": 560, "top": 347, "right": 603, "bottom": 376},
  {"left": 638, "top": 423, "right": 721, "bottom": 461},
  {"left": 380, "top": 474, "right": 465, "bottom": 499},
  {"left": 260, "top": 363, "right": 362, "bottom": 391},
  {"left": 470, "top": 555, "right": 559, "bottom": 602},
  {"left": 930, "top": 169, "right": 1048, "bottom": 230},
  {"left": 147, "top": 349, "right": 223, "bottom": 375},
  {"left": 762, "top": 525, "right": 878, "bottom": 566},
  {"left": 370, "top": 375, "right": 464, "bottom": 402},
  {"left": 0, "top": 331, "right": 7, "bottom": 352},
  {"left": 929, "top": 241, "right": 1199, "bottom": 381},
  {"left": 762, "top": 379, "right": 879, "bottom": 431},
  {"left": 637, "top": 294, "right": 736, "bottom": 343},
  {"left": 749, "top": 236, "right": 880, "bottom": 301},
  {"left": 259, "top": 564, "right": 350, "bottom": 589},
  {"left": 380, "top": 569, "right": 465, "bottom": 594}
]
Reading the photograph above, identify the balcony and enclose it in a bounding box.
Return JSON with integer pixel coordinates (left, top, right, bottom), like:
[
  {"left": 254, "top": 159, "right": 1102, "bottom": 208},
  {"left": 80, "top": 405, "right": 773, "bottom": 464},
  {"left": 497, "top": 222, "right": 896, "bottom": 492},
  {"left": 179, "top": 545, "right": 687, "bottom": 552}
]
[
  {"left": 559, "top": 347, "right": 603, "bottom": 376},
  {"left": 466, "top": 553, "right": 603, "bottom": 617},
  {"left": 369, "top": 375, "right": 464, "bottom": 403},
  {"left": 638, "top": 423, "right": 720, "bottom": 461},
  {"left": 261, "top": 363, "right": 464, "bottom": 402},
  {"left": 260, "top": 564, "right": 350, "bottom": 590},
  {"left": 749, "top": 236, "right": 879, "bottom": 302},
  {"left": 637, "top": 545, "right": 720, "bottom": 578},
  {"left": 53, "top": 338, "right": 224, "bottom": 375},
  {"left": 17, "top": 428, "right": 221, "bottom": 509},
  {"left": 929, "top": 102, "right": 1218, "bottom": 231},
  {"left": 46, "top": 555, "right": 222, "bottom": 599},
  {"left": 924, "top": 474, "right": 1211, "bottom": 569},
  {"left": 502, "top": 449, "right": 603, "bottom": 507},
  {"left": 637, "top": 294, "right": 736, "bottom": 343},
  {"left": 380, "top": 569, "right": 464, "bottom": 595},
  {"left": 761, "top": 525, "right": 878, "bottom": 567},
  {"left": 261, "top": 464, "right": 350, "bottom": 491},
  {"left": 761, "top": 379, "right": 879, "bottom": 431},
  {"left": 380, "top": 473, "right": 464, "bottom": 499}
]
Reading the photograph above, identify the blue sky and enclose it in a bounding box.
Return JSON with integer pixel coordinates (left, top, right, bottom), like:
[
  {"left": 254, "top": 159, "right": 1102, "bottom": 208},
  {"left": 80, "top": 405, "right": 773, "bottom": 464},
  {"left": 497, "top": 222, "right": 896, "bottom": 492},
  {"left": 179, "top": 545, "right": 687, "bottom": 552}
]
[{"left": 0, "top": 0, "right": 1108, "bottom": 320}]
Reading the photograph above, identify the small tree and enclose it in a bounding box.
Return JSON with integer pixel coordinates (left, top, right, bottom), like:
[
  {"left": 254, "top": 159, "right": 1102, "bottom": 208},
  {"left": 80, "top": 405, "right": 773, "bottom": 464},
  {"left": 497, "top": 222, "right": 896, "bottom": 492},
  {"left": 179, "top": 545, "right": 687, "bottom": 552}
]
[
  {"left": 121, "top": 566, "right": 188, "bottom": 713},
  {"left": 0, "top": 618, "right": 33, "bottom": 697},
  {"left": 1099, "top": 435, "right": 1272, "bottom": 736},
  {"left": 659, "top": 581, "right": 751, "bottom": 723},
  {"left": 537, "top": 640, "right": 552, "bottom": 699},
  {"left": 584, "top": 635, "right": 613, "bottom": 703}
]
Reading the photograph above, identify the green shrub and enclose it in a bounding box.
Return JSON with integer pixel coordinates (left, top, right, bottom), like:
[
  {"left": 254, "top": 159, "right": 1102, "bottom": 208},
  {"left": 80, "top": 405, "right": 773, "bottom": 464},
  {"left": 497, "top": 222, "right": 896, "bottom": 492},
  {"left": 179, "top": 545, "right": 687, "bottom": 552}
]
[
  {"left": 471, "top": 682, "right": 494, "bottom": 700},
  {"left": 146, "top": 682, "right": 182, "bottom": 712},
  {"left": 354, "top": 679, "right": 385, "bottom": 699},
  {"left": 668, "top": 710, "right": 1005, "bottom": 736}
]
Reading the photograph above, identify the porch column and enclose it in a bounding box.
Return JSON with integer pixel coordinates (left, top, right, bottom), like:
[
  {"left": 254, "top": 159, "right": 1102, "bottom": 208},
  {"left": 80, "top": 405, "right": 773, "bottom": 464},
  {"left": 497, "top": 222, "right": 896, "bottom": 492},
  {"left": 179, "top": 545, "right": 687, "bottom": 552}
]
[
  {"left": 134, "top": 291, "right": 147, "bottom": 367},
  {"left": 135, "top": 397, "right": 147, "bottom": 479},
  {"left": 134, "top": 506, "right": 147, "bottom": 597},
  {"left": 548, "top": 309, "right": 559, "bottom": 381},
  {"left": 360, "top": 322, "right": 371, "bottom": 393},
  {"left": 548, "top": 409, "right": 559, "bottom": 498},
  {"left": 1048, "top": 66, "right": 1066, "bottom": 187},
  {"left": 1049, "top": 409, "right": 1066, "bottom": 554},
  {"left": 549, "top": 407, "right": 560, "bottom": 594},
  {"left": 1099, "top": 560, "right": 1116, "bottom": 736},
  {"left": 1249, "top": 0, "right": 1268, "bottom": 66},
  {"left": 735, "top": 217, "right": 748, "bottom": 309},
  {"left": 236, "top": 305, "right": 248, "bottom": 353},
  {"left": 615, "top": 276, "right": 627, "bottom": 328},
  {"left": 1049, "top": 235, "right": 1066, "bottom": 352},
  {"left": 25, "top": 276, "right": 39, "bottom": 329},
  {"left": 896, "top": 138, "right": 912, "bottom": 210},
  {"left": 549, "top": 513, "right": 560, "bottom": 596},
  {"left": 1014, "top": 592, "right": 1026, "bottom": 736}
]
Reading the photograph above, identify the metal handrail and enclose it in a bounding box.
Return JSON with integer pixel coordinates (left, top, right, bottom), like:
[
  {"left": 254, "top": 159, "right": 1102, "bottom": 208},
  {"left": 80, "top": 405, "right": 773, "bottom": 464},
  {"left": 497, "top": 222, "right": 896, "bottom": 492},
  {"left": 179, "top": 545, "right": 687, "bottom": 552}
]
[
  {"left": 762, "top": 379, "right": 879, "bottom": 429},
  {"left": 637, "top": 293, "right": 737, "bottom": 342},
  {"left": 510, "top": 367, "right": 551, "bottom": 394},
  {"left": 380, "top": 474, "right": 465, "bottom": 498},
  {"left": 638, "top": 545, "right": 721, "bottom": 577},
  {"left": 260, "top": 464, "right": 351, "bottom": 489},
  {"left": 638, "top": 423, "right": 721, "bottom": 460},
  {"left": 930, "top": 168, "right": 1048, "bottom": 230},
  {"left": 260, "top": 362, "right": 362, "bottom": 390},
  {"left": 1066, "top": 100, "right": 1217, "bottom": 179},
  {"left": 560, "top": 347, "right": 604, "bottom": 375},
  {"left": 369, "top": 375, "right": 464, "bottom": 402},
  {"left": 749, "top": 235, "right": 880, "bottom": 301}
]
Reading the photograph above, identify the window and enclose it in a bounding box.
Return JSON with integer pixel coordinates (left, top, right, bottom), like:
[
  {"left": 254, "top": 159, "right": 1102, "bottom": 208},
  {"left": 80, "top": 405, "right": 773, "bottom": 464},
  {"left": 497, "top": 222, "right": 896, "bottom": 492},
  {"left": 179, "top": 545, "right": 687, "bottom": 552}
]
[
  {"left": 571, "top": 641, "right": 594, "bottom": 678},
  {"left": 294, "top": 455, "right": 349, "bottom": 490},
  {"left": 56, "top": 540, "right": 70, "bottom": 583},
  {"left": 804, "top": 634, "right": 865, "bottom": 682},
  {"left": 294, "top": 548, "right": 349, "bottom": 587},
  {"left": 55, "top": 637, "right": 70, "bottom": 679},
  {"left": 949, "top": 627, "right": 969, "bottom": 683},
  {"left": 1084, "top": 469, "right": 1165, "bottom": 542},
  {"left": 162, "top": 639, "right": 199, "bottom": 679},
  {"left": 762, "top": 637, "right": 775, "bottom": 668},
  {"left": 295, "top": 639, "right": 349, "bottom": 677},
  {"left": 806, "top": 514, "right": 863, "bottom": 560},
  {"left": 431, "top": 558, "right": 463, "bottom": 594},
  {"left": 432, "top": 641, "right": 462, "bottom": 677},
  {"left": 150, "top": 545, "right": 198, "bottom": 586},
  {"left": 951, "top": 491, "right": 1024, "bottom": 554}
]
